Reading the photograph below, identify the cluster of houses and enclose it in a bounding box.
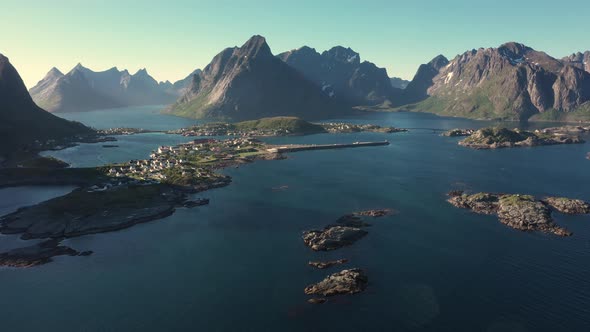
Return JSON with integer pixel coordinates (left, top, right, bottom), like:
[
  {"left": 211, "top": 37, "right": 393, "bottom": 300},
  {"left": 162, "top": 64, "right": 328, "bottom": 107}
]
[
  {"left": 172, "top": 124, "right": 294, "bottom": 137},
  {"left": 105, "top": 137, "right": 262, "bottom": 182}
]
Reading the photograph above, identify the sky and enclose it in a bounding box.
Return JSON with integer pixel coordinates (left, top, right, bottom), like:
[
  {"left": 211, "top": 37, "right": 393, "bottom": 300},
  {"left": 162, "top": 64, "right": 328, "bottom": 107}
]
[{"left": 2, "top": 0, "right": 589, "bottom": 88}]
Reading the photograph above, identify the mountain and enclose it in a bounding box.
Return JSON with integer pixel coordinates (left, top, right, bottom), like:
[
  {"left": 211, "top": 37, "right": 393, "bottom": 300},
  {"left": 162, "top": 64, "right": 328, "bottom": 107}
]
[
  {"left": 166, "top": 35, "right": 347, "bottom": 120},
  {"left": 563, "top": 51, "right": 590, "bottom": 73},
  {"left": 0, "top": 54, "right": 92, "bottom": 157},
  {"left": 390, "top": 77, "right": 410, "bottom": 89},
  {"left": 29, "top": 65, "right": 191, "bottom": 112},
  {"left": 277, "top": 46, "right": 400, "bottom": 106},
  {"left": 404, "top": 42, "right": 590, "bottom": 121},
  {"left": 400, "top": 55, "right": 449, "bottom": 105}
]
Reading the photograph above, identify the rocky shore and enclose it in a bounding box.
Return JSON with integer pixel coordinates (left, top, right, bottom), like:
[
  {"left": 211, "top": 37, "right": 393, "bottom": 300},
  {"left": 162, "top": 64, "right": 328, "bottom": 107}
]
[
  {"left": 302, "top": 209, "right": 394, "bottom": 303},
  {"left": 0, "top": 184, "right": 187, "bottom": 240},
  {"left": 447, "top": 191, "right": 590, "bottom": 236},
  {"left": 302, "top": 226, "right": 368, "bottom": 251},
  {"left": 453, "top": 127, "right": 584, "bottom": 149},
  {"left": 0, "top": 238, "right": 91, "bottom": 268},
  {"left": 308, "top": 259, "right": 349, "bottom": 269},
  {"left": 544, "top": 197, "right": 590, "bottom": 214},
  {"left": 304, "top": 268, "right": 368, "bottom": 297}
]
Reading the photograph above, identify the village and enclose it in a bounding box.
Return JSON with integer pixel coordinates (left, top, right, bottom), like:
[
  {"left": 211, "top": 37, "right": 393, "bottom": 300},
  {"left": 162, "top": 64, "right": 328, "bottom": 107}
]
[
  {"left": 168, "top": 123, "right": 302, "bottom": 137},
  {"left": 105, "top": 137, "right": 267, "bottom": 189}
]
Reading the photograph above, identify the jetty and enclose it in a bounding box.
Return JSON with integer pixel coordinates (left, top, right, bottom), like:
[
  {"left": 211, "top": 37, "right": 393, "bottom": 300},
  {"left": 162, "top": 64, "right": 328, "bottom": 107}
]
[{"left": 267, "top": 141, "right": 389, "bottom": 153}]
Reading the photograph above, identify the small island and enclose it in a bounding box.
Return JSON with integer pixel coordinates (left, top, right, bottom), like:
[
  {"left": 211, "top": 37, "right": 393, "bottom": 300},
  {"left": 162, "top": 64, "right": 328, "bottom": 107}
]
[
  {"left": 447, "top": 191, "right": 590, "bottom": 236},
  {"left": 305, "top": 268, "right": 369, "bottom": 304},
  {"left": 446, "top": 127, "right": 585, "bottom": 149},
  {"left": 168, "top": 116, "right": 406, "bottom": 137}
]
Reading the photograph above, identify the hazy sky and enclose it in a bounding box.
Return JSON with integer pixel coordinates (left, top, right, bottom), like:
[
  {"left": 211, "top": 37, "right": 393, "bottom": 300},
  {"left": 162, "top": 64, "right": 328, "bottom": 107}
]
[{"left": 3, "top": 0, "right": 589, "bottom": 88}]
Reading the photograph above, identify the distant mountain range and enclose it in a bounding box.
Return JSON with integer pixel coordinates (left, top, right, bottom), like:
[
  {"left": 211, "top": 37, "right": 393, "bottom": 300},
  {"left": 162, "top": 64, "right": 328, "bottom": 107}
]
[
  {"left": 403, "top": 42, "right": 590, "bottom": 121},
  {"left": 29, "top": 65, "right": 197, "bottom": 113},
  {"left": 23, "top": 37, "right": 590, "bottom": 122},
  {"left": 166, "top": 35, "right": 348, "bottom": 120},
  {"left": 0, "top": 54, "right": 92, "bottom": 157},
  {"left": 389, "top": 77, "right": 410, "bottom": 89},
  {"left": 277, "top": 46, "right": 401, "bottom": 106}
]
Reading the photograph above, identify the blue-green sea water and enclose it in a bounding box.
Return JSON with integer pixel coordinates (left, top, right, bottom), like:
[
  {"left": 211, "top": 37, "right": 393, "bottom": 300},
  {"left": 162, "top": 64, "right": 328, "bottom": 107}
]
[{"left": 1, "top": 107, "right": 589, "bottom": 332}]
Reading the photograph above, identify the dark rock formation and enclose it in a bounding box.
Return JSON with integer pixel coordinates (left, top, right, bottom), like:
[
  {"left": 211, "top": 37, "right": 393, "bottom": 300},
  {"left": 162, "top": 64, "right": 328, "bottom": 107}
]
[
  {"left": 354, "top": 209, "right": 394, "bottom": 218},
  {"left": 0, "top": 238, "right": 87, "bottom": 268},
  {"left": 447, "top": 191, "right": 572, "bottom": 236},
  {"left": 304, "top": 268, "right": 368, "bottom": 296},
  {"left": 457, "top": 127, "right": 584, "bottom": 149},
  {"left": 308, "top": 259, "right": 349, "bottom": 269},
  {"left": 302, "top": 226, "right": 368, "bottom": 251},
  {"left": 0, "top": 53, "right": 93, "bottom": 157},
  {"left": 0, "top": 185, "right": 184, "bottom": 239},
  {"left": 307, "top": 298, "right": 328, "bottom": 304},
  {"left": 167, "top": 35, "right": 348, "bottom": 120}
]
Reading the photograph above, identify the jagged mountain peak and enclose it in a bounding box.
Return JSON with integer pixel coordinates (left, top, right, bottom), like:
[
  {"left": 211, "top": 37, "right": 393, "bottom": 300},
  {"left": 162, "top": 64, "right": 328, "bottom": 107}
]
[
  {"left": 322, "top": 46, "right": 360, "bottom": 65},
  {"left": 239, "top": 35, "right": 273, "bottom": 59},
  {"left": 428, "top": 55, "right": 449, "bottom": 70},
  {"left": 47, "top": 67, "right": 63, "bottom": 76},
  {"left": 134, "top": 68, "right": 149, "bottom": 76},
  {"left": 498, "top": 42, "right": 533, "bottom": 57}
]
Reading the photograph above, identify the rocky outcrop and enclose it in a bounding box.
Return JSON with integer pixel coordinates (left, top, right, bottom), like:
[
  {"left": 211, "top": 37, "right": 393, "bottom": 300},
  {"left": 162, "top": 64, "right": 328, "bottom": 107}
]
[
  {"left": 308, "top": 259, "right": 349, "bottom": 269},
  {"left": 563, "top": 51, "right": 590, "bottom": 73},
  {"left": 447, "top": 191, "right": 573, "bottom": 236},
  {"left": 167, "top": 35, "right": 348, "bottom": 120},
  {"left": 457, "top": 127, "right": 584, "bottom": 149},
  {"left": 304, "top": 269, "right": 368, "bottom": 296},
  {"left": 302, "top": 226, "right": 368, "bottom": 251},
  {"left": 354, "top": 209, "right": 395, "bottom": 218},
  {"left": 0, "top": 238, "right": 90, "bottom": 268},
  {"left": 544, "top": 197, "right": 590, "bottom": 214}
]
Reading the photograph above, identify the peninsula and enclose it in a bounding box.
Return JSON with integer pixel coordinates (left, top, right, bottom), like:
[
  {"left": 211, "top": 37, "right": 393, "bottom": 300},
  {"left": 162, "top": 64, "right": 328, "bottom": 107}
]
[{"left": 0, "top": 138, "right": 390, "bottom": 267}]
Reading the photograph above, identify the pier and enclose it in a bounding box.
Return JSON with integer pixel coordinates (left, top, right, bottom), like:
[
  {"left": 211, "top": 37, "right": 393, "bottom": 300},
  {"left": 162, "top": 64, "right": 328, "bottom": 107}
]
[{"left": 267, "top": 141, "right": 390, "bottom": 153}]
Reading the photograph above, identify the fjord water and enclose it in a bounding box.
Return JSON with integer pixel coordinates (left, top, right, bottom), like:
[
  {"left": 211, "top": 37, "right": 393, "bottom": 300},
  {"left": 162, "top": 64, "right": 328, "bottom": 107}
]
[{"left": 2, "top": 107, "right": 590, "bottom": 332}]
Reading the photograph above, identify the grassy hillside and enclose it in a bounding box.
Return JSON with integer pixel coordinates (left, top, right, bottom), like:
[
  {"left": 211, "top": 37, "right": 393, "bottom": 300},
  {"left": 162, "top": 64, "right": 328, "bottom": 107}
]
[
  {"left": 529, "top": 102, "right": 590, "bottom": 123},
  {"left": 234, "top": 117, "right": 326, "bottom": 134}
]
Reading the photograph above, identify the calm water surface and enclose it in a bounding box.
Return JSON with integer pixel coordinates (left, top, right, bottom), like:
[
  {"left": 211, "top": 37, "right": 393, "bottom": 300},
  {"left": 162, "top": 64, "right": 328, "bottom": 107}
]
[{"left": 1, "top": 107, "right": 589, "bottom": 332}]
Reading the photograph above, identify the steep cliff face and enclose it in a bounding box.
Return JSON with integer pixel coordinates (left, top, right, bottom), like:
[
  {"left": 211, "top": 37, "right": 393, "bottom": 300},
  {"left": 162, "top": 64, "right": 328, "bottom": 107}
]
[
  {"left": 401, "top": 55, "right": 449, "bottom": 104},
  {"left": 167, "top": 36, "right": 348, "bottom": 120},
  {"left": 410, "top": 42, "right": 590, "bottom": 121},
  {"left": 563, "top": 51, "right": 590, "bottom": 73},
  {"left": 0, "top": 54, "right": 92, "bottom": 156},
  {"left": 278, "top": 45, "right": 400, "bottom": 105}
]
